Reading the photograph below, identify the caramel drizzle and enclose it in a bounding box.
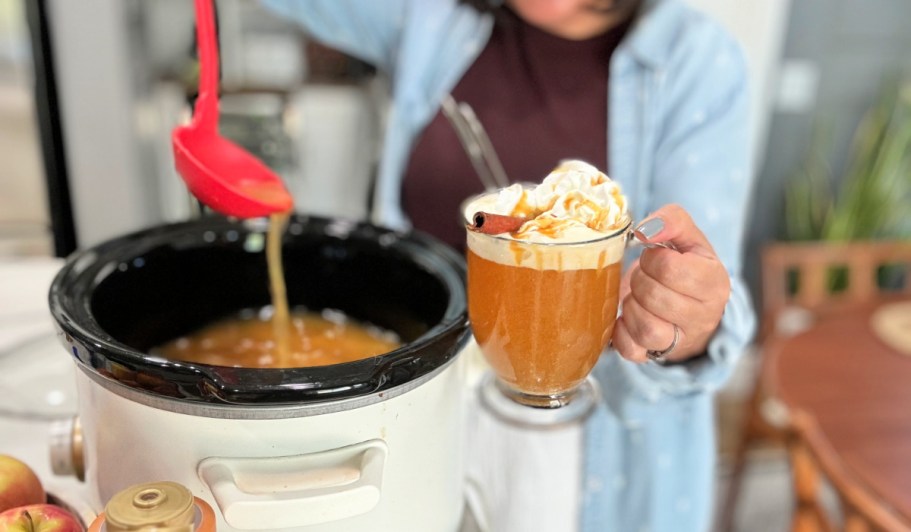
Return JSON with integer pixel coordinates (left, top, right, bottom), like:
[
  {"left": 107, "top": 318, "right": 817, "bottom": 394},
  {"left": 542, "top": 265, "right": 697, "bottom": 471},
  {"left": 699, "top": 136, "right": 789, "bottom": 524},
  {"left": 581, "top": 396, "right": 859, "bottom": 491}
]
[{"left": 470, "top": 186, "right": 627, "bottom": 239}]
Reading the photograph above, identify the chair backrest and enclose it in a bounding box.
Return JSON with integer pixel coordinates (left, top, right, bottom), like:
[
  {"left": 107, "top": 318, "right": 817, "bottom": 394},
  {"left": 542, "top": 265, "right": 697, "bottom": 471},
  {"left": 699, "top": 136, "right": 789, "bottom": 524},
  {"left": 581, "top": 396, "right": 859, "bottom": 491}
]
[{"left": 760, "top": 240, "right": 911, "bottom": 338}]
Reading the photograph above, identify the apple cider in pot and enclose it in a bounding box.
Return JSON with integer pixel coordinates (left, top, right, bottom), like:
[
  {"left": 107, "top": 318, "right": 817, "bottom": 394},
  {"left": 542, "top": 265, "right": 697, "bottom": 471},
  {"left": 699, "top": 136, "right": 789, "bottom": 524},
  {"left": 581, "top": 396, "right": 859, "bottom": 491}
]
[
  {"left": 154, "top": 213, "right": 401, "bottom": 368},
  {"left": 154, "top": 307, "right": 401, "bottom": 368}
]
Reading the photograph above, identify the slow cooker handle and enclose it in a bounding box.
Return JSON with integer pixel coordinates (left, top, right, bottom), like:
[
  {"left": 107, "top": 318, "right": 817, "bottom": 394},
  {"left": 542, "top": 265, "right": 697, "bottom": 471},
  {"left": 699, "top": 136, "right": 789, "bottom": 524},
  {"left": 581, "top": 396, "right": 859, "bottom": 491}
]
[{"left": 198, "top": 439, "right": 387, "bottom": 529}]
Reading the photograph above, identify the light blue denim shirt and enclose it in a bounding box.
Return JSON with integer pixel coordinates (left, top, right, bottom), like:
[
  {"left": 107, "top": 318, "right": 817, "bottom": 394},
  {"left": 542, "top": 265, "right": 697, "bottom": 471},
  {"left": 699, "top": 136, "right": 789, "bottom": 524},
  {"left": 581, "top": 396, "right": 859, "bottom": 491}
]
[{"left": 264, "top": 1, "right": 757, "bottom": 530}]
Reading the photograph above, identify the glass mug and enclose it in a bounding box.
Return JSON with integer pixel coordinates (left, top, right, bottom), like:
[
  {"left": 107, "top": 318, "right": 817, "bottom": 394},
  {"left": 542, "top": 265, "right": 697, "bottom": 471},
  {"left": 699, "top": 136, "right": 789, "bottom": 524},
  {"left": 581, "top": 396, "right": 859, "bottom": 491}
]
[{"left": 465, "top": 211, "right": 633, "bottom": 426}]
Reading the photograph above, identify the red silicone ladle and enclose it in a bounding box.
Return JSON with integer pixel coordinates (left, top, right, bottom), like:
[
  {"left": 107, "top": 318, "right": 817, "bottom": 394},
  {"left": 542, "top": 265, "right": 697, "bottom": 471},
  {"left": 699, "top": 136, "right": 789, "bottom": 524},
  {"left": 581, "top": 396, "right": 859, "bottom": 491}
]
[{"left": 172, "top": 0, "right": 293, "bottom": 218}]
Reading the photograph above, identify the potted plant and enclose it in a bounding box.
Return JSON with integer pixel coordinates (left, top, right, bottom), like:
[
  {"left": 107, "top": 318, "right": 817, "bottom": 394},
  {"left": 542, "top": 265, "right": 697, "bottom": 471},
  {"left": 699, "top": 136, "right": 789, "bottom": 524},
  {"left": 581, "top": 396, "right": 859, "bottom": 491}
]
[
  {"left": 782, "top": 76, "right": 911, "bottom": 291},
  {"left": 785, "top": 76, "right": 911, "bottom": 242}
]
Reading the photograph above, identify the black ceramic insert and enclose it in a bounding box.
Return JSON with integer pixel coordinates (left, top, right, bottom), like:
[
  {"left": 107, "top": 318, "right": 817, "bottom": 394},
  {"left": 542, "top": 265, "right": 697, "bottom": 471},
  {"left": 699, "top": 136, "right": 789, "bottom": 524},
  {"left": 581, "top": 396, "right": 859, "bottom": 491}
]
[{"left": 49, "top": 215, "right": 469, "bottom": 405}]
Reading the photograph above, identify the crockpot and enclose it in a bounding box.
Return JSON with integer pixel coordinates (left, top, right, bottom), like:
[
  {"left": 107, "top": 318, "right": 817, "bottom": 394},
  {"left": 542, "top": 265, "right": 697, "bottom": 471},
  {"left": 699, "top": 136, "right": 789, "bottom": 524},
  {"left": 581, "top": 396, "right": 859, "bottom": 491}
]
[{"left": 48, "top": 215, "right": 471, "bottom": 531}]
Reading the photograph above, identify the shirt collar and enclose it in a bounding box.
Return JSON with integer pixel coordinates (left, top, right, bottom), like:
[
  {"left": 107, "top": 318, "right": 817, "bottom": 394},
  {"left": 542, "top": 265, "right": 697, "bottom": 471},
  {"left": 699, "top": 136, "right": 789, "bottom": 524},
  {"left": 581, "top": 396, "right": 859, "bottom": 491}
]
[{"left": 622, "top": 0, "right": 684, "bottom": 70}]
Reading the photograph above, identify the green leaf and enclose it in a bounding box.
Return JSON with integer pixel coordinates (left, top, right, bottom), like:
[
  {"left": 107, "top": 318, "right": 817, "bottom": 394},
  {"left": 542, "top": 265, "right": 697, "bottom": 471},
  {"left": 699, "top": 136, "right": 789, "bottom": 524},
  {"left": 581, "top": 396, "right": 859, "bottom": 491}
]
[{"left": 783, "top": 74, "right": 911, "bottom": 243}]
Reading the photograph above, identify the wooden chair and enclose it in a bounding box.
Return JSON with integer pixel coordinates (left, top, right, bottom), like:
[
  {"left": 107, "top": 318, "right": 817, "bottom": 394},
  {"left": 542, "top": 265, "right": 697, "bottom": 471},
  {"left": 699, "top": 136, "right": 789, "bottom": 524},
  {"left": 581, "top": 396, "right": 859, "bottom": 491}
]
[
  {"left": 716, "top": 240, "right": 911, "bottom": 532},
  {"left": 759, "top": 241, "right": 911, "bottom": 332},
  {"left": 786, "top": 408, "right": 911, "bottom": 532}
]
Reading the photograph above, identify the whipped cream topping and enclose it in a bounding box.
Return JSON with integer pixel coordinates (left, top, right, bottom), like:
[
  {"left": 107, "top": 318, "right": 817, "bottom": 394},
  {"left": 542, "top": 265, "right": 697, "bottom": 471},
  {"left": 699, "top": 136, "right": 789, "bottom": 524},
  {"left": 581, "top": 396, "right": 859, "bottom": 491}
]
[
  {"left": 465, "top": 160, "right": 629, "bottom": 243},
  {"left": 464, "top": 160, "right": 630, "bottom": 270}
]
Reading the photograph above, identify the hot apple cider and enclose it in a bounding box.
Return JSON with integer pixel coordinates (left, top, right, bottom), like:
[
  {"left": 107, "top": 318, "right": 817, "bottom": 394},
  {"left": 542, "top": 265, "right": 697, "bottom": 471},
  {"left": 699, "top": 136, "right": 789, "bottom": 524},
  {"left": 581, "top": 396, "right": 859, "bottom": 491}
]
[
  {"left": 467, "top": 247, "right": 622, "bottom": 396},
  {"left": 465, "top": 160, "right": 630, "bottom": 405}
]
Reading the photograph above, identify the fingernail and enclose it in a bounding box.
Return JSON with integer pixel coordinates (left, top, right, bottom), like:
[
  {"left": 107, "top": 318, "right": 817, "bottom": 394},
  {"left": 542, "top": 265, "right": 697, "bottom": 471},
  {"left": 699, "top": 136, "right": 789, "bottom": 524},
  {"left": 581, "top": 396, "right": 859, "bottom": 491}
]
[{"left": 636, "top": 218, "right": 664, "bottom": 239}]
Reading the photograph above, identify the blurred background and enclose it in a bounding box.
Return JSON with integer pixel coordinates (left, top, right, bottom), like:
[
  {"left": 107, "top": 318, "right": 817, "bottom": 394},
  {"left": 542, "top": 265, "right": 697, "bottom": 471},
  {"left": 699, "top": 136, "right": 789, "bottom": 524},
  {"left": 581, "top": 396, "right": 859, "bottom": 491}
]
[
  {"left": 4, "top": 0, "right": 910, "bottom": 294},
  {"left": 1, "top": 1, "right": 909, "bottom": 530}
]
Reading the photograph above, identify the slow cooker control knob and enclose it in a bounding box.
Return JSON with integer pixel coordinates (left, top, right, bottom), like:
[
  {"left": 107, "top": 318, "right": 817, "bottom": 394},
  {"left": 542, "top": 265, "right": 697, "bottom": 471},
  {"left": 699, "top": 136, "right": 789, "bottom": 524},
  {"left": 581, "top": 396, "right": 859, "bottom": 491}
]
[{"left": 48, "top": 415, "right": 85, "bottom": 481}]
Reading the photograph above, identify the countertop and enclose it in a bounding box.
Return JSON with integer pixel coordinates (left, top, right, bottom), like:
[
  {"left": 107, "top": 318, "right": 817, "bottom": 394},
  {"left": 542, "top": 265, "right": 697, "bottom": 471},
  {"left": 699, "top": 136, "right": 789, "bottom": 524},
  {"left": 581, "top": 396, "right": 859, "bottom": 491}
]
[{"left": 0, "top": 257, "right": 96, "bottom": 523}]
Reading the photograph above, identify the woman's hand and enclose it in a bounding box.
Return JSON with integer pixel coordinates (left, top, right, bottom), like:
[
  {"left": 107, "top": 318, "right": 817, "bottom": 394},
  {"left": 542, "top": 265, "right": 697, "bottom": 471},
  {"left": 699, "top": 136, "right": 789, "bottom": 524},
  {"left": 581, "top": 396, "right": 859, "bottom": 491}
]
[{"left": 611, "top": 204, "right": 731, "bottom": 364}]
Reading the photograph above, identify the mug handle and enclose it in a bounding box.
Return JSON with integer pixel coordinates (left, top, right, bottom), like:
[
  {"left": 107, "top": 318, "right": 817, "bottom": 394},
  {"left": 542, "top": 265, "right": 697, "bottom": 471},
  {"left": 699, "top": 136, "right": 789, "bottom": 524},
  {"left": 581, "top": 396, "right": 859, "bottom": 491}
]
[
  {"left": 198, "top": 439, "right": 387, "bottom": 530},
  {"left": 626, "top": 226, "right": 679, "bottom": 252}
]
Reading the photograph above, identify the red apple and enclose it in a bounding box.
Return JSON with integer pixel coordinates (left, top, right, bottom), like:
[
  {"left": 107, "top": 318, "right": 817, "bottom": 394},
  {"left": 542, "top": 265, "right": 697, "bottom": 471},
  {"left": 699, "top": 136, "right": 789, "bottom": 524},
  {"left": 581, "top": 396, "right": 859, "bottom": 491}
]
[
  {"left": 0, "top": 504, "right": 84, "bottom": 532},
  {"left": 0, "top": 455, "right": 45, "bottom": 512}
]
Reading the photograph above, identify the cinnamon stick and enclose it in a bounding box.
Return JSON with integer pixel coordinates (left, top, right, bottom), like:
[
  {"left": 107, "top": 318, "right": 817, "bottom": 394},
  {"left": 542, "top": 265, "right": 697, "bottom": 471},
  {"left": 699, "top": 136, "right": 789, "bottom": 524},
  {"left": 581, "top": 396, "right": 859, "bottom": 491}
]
[{"left": 467, "top": 211, "right": 526, "bottom": 234}]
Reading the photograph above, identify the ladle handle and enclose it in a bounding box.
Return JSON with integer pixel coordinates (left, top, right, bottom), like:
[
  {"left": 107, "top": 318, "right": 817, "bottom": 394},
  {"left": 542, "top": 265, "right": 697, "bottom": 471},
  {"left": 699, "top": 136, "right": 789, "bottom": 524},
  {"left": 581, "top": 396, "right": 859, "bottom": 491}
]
[{"left": 193, "top": 0, "right": 219, "bottom": 131}]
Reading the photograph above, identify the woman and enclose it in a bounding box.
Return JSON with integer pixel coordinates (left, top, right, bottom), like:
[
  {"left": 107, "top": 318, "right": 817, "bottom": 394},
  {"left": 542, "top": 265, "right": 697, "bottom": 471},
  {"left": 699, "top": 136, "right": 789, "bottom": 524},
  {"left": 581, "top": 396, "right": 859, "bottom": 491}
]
[{"left": 264, "top": 0, "right": 756, "bottom": 530}]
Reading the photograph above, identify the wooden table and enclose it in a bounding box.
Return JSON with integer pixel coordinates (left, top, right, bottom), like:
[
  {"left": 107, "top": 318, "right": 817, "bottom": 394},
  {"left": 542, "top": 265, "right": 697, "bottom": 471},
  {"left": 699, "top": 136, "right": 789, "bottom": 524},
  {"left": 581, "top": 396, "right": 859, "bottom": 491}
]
[{"left": 764, "top": 297, "right": 911, "bottom": 528}]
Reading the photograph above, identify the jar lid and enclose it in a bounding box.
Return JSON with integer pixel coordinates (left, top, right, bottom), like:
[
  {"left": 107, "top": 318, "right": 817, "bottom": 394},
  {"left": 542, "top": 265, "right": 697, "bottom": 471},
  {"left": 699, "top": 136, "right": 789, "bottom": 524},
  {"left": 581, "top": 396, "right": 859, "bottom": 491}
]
[{"left": 104, "top": 481, "right": 194, "bottom": 531}]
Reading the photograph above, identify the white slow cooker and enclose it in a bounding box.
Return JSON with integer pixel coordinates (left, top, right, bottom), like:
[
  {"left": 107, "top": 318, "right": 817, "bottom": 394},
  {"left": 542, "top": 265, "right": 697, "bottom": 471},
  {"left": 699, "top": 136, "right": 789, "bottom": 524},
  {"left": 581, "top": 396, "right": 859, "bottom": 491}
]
[{"left": 48, "top": 215, "right": 471, "bottom": 531}]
